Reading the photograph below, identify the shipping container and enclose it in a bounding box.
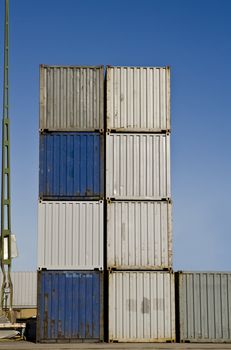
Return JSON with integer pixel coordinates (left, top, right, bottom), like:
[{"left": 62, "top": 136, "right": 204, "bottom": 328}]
[
  {"left": 40, "top": 65, "right": 104, "bottom": 131},
  {"left": 39, "top": 133, "right": 104, "bottom": 199},
  {"left": 106, "top": 133, "right": 170, "bottom": 200},
  {"left": 37, "top": 270, "right": 104, "bottom": 343},
  {"left": 177, "top": 272, "right": 231, "bottom": 343},
  {"left": 0, "top": 272, "right": 37, "bottom": 308},
  {"left": 108, "top": 271, "right": 175, "bottom": 342},
  {"left": 38, "top": 201, "right": 103, "bottom": 270},
  {"left": 107, "top": 201, "right": 172, "bottom": 270},
  {"left": 106, "top": 66, "right": 170, "bottom": 132}
]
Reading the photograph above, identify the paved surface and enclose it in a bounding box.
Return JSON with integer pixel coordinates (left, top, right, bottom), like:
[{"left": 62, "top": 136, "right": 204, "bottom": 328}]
[{"left": 0, "top": 342, "right": 230, "bottom": 350}]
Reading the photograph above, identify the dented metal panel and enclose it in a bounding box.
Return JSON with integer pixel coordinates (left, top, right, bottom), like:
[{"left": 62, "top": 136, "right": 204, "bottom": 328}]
[
  {"left": 108, "top": 271, "right": 175, "bottom": 342},
  {"left": 40, "top": 65, "right": 104, "bottom": 131},
  {"left": 37, "top": 270, "right": 104, "bottom": 342},
  {"left": 37, "top": 201, "right": 104, "bottom": 270},
  {"left": 106, "top": 66, "right": 170, "bottom": 132},
  {"left": 0, "top": 272, "right": 37, "bottom": 308},
  {"left": 106, "top": 133, "right": 170, "bottom": 200},
  {"left": 39, "top": 132, "right": 104, "bottom": 199},
  {"left": 107, "top": 201, "right": 172, "bottom": 270},
  {"left": 178, "top": 272, "right": 231, "bottom": 343}
]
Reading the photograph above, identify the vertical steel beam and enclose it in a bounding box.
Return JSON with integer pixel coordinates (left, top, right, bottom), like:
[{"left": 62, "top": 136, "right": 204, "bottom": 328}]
[{"left": 1, "top": 0, "right": 13, "bottom": 313}]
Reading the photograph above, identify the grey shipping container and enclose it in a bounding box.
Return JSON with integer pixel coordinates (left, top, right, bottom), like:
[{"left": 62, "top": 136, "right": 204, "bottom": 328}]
[
  {"left": 106, "top": 133, "right": 170, "bottom": 200},
  {"left": 40, "top": 65, "right": 104, "bottom": 131},
  {"left": 107, "top": 201, "right": 172, "bottom": 270},
  {"left": 37, "top": 270, "right": 104, "bottom": 343},
  {"left": 108, "top": 271, "right": 175, "bottom": 342},
  {"left": 177, "top": 272, "right": 231, "bottom": 343},
  {"left": 38, "top": 201, "right": 104, "bottom": 270},
  {"left": 106, "top": 66, "right": 170, "bottom": 132},
  {"left": 0, "top": 272, "right": 37, "bottom": 308}
]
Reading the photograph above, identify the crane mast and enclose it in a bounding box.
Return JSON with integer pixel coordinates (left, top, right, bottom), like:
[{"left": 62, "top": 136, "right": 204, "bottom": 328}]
[{"left": 1, "top": 0, "right": 12, "bottom": 314}]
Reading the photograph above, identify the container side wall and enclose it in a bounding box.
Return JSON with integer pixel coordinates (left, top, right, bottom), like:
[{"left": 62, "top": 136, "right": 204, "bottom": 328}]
[
  {"left": 108, "top": 271, "right": 175, "bottom": 342},
  {"left": 107, "top": 201, "right": 172, "bottom": 269},
  {"left": 39, "top": 133, "right": 104, "bottom": 199},
  {"left": 40, "top": 66, "right": 104, "bottom": 131},
  {"left": 37, "top": 270, "right": 104, "bottom": 342},
  {"left": 0, "top": 272, "right": 37, "bottom": 308},
  {"left": 106, "top": 133, "right": 170, "bottom": 200},
  {"left": 106, "top": 66, "right": 170, "bottom": 132},
  {"left": 37, "top": 201, "right": 104, "bottom": 270},
  {"left": 179, "top": 272, "right": 231, "bottom": 342}
]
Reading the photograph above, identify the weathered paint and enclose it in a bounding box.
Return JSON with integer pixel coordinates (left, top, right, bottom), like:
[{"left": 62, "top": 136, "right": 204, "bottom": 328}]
[
  {"left": 107, "top": 201, "right": 172, "bottom": 270},
  {"left": 39, "top": 132, "right": 104, "bottom": 199},
  {"left": 0, "top": 272, "right": 37, "bottom": 308},
  {"left": 178, "top": 272, "right": 231, "bottom": 343},
  {"left": 37, "top": 270, "right": 104, "bottom": 343},
  {"left": 106, "top": 66, "right": 170, "bottom": 132},
  {"left": 38, "top": 201, "right": 104, "bottom": 270},
  {"left": 106, "top": 133, "right": 170, "bottom": 200},
  {"left": 40, "top": 65, "right": 104, "bottom": 131},
  {"left": 108, "top": 271, "right": 175, "bottom": 342}
]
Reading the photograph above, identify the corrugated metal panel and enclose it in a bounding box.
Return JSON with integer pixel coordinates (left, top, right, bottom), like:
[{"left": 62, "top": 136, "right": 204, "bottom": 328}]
[
  {"left": 40, "top": 65, "right": 104, "bottom": 131},
  {"left": 178, "top": 272, "right": 231, "bottom": 343},
  {"left": 39, "top": 133, "right": 104, "bottom": 199},
  {"left": 107, "top": 201, "right": 172, "bottom": 270},
  {"left": 106, "top": 133, "right": 170, "bottom": 200},
  {"left": 0, "top": 272, "right": 37, "bottom": 308},
  {"left": 109, "top": 271, "right": 175, "bottom": 342},
  {"left": 37, "top": 271, "right": 104, "bottom": 342},
  {"left": 37, "top": 201, "right": 104, "bottom": 270},
  {"left": 106, "top": 66, "right": 170, "bottom": 132}
]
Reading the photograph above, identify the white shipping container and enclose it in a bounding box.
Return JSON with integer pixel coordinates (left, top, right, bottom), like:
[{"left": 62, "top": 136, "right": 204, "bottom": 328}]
[
  {"left": 108, "top": 271, "right": 175, "bottom": 342},
  {"left": 106, "top": 66, "right": 170, "bottom": 131},
  {"left": 107, "top": 201, "right": 172, "bottom": 270},
  {"left": 40, "top": 65, "right": 104, "bottom": 131},
  {"left": 0, "top": 272, "right": 37, "bottom": 308},
  {"left": 106, "top": 133, "right": 170, "bottom": 200},
  {"left": 37, "top": 201, "right": 104, "bottom": 270}
]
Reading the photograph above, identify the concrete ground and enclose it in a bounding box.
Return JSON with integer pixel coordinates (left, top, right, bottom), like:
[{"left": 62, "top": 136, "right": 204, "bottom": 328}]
[{"left": 0, "top": 342, "right": 230, "bottom": 350}]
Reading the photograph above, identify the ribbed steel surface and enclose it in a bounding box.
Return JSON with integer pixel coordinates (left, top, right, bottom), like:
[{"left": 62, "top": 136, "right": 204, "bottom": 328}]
[
  {"left": 37, "top": 270, "right": 104, "bottom": 342},
  {"left": 106, "top": 133, "right": 170, "bottom": 200},
  {"left": 0, "top": 272, "right": 37, "bottom": 308},
  {"left": 40, "top": 65, "right": 104, "bottom": 131},
  {"left": 39, "top": 132, "right": 104, "bottom": 199},
  {"left": 106, "top": 66, "right": 170, "bottom": 132},
  {"left": 37, "top": 201, "right": 103, "bottom": 270},
  {"left": 178, "top": 272, "right": 231, "bottom": 343},
  {"left": 108, "top": 271, "right": 175, "bottom": 342},
  {"left": 107, "top": 201, "right": 172, "bottom": 270}
]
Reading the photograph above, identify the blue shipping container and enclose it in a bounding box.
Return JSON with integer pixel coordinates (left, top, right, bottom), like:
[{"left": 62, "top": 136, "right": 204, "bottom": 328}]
[
  {"left": 39, "top": 133, "right": 104, "bottom": 199},
  {"left": 37, "top": 270, "right": 104, "bottom": 343}
]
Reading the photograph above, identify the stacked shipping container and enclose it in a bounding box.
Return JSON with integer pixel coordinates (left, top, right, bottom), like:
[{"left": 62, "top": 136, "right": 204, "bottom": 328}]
[
  {"left": 106, "top": 66, "right": 175, "bottom": 342},
  {"left": 37, "top": 66, "right": 104, "bottom": 342}
]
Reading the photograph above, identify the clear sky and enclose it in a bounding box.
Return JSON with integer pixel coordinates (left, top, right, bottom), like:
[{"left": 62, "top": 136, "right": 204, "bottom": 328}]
[{"left": 0, "top": 0, "right": 230, "bottom": 271}]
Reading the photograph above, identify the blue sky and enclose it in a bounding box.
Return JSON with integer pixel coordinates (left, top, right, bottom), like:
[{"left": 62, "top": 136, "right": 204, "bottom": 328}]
[{"left": 0, "top": 0, "right": 231, "bottom": 271}]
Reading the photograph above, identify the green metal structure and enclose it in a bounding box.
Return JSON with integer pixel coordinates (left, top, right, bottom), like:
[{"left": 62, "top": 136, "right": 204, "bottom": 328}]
[{"left": 1, "top": 0, "right": 13, "bottom": 313}]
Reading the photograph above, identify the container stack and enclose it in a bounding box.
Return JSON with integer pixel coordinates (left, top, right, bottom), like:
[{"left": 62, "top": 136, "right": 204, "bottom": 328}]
[
  {"left": 106, "top": 66, "right": 175, "bottom": 342},
  {"left": 37, "top": 66, "right": 104, "bottom": 343}
]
